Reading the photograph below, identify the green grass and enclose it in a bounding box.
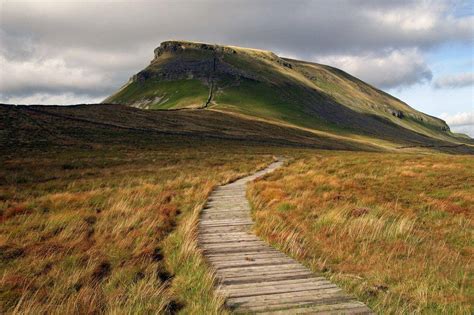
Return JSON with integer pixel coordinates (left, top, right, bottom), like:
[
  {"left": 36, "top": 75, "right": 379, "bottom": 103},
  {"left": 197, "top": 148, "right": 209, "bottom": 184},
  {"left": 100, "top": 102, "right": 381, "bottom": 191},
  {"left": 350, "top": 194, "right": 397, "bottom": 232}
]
[
  {"left": 214, "top": 79, "right": 338, "bottom": 132},
  {"left": 108, "top": 79, "right": 209, "bottom": 109}
]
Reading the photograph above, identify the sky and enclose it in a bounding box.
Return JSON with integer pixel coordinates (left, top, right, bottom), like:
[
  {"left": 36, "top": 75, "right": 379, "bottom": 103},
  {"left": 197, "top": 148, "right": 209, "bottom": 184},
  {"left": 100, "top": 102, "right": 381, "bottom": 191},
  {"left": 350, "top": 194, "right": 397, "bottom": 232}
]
[{"left": 1, "top": 0, "right": 473, "bottom": 135}]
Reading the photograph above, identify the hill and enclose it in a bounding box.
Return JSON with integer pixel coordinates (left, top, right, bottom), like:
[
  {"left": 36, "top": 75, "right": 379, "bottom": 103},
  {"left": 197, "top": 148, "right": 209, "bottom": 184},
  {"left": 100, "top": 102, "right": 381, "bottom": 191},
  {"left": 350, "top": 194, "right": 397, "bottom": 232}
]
[
  {"left": 104, "top": 40, "right": 473, "bottom": 149},
  {"left": 0, "top": 104, "right": 378, "bottom": 153},
  {"left": 2, "top": 104, "right": 473, "bottom": 155}
]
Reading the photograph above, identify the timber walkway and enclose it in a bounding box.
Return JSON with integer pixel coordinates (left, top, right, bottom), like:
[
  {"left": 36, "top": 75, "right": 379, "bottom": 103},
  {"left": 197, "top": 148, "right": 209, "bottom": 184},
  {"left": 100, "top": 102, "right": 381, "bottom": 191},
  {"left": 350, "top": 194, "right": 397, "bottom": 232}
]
[{"left": 198, "top": 160, "right": 373, "bottom": 314}]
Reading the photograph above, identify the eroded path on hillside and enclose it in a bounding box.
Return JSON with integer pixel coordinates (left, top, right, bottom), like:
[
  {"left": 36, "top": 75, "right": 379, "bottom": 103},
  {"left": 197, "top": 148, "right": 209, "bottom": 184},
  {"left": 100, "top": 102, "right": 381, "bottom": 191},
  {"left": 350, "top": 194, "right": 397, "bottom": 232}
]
[{"left": 198, "top": 160, "right": 373, "bottom": 314}]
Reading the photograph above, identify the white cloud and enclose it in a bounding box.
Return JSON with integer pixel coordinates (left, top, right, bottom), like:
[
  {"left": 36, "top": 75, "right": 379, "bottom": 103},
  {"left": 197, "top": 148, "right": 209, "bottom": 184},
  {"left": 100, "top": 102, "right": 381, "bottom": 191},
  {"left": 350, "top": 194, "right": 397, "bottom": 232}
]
[
  {"left": 368, "top": 2, "right": 442, "bottom": 31},
  {"left": 440, "top": 111, "right": 474, "bottom": 126},
  {"left": 450, "top": 125, "right": 474, "bottom": 137},
  {"left": 0, "top": 55, "right": 112, "bottom": 94},
  {"left": 0, "top": 92, "right": 106, "bottom": 105},
  {"left": 315, "top": 49, "right": 433, "bottom": 89},
  {"left": 440, "top": 111, "right": 474, "bottom": 136},
  {"left": 434, "top": 72, "right": 474, "bottom": 89}
]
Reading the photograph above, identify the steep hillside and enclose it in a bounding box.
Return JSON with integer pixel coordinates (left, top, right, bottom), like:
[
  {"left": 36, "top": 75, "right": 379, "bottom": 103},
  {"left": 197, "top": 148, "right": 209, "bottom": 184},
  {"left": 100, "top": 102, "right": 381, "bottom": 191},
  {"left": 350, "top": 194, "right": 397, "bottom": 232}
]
[{"left": 105, "top": 41, "right": 472, "bottom": 147}]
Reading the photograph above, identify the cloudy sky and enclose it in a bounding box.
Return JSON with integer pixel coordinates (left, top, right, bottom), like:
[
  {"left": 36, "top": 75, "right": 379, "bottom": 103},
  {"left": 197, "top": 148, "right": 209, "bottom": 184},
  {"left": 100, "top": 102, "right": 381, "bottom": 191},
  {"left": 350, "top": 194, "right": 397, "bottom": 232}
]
[{"left": 1, "top": 0, "right": 473, "bottom": 135}]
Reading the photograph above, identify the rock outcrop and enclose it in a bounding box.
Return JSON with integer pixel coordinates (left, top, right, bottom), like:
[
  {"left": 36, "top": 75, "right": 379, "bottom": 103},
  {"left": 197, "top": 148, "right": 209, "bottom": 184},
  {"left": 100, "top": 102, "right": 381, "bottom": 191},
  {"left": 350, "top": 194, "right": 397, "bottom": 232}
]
[{"left": 131, "top": 41, "right": 264, "bottom": 83}]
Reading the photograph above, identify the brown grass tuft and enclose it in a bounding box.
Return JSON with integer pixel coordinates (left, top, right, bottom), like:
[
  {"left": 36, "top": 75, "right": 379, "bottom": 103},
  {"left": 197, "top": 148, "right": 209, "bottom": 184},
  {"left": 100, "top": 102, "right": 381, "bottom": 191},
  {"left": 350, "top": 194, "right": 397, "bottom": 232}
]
[{"left": 249, "top": 152, "right": 473, "bottom": 314}]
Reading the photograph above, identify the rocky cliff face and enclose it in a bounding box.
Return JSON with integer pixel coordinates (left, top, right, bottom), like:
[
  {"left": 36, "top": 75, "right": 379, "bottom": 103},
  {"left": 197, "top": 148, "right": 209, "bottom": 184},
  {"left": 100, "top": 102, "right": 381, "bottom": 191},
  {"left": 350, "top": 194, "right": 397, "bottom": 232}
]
[
  {"left": 131, "top": 41, "right": 296, "bottom": 84},
  {"left": 131, "top": 41, "right": 262, "bottom": 83},
  {"left": 153, "top": 41, "right": 238, "bottom": 58}
]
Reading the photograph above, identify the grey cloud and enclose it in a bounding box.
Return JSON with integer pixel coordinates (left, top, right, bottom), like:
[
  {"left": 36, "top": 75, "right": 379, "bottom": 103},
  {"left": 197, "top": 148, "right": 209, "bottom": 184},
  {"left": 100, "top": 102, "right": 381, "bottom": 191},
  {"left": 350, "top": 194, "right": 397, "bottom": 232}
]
[
  {"left": 2, "top": 0, "right": 471, "bottom": 56},
  {"left": 439, "top": 111, "right": 474, "bottom": 136},
  {"left": 450, "top": 125, "right": 474, "bottom": 137},
  {"left": 440, "top": 112, "right": 474, "bottom": 127},
  {"left": 0, "top": 0, "right": 472, "bottom": 103},
  {"left": 0, "top": 92, "right": 108, "bottom": 106},
  {"left": 434, "top": 73, "right": 474, "bottom": 89},
  {"left": 316, "top": 49, "right": 433, "bottom": 89}
]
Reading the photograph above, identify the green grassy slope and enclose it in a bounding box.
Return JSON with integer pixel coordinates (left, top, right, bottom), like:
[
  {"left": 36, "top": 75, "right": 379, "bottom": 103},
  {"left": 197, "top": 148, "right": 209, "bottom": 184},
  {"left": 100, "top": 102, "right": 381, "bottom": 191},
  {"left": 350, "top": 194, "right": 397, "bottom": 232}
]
[
  {"left": 106, "top": 79, "right": 208, "bottom": 109},
  {"left": 104, "top": 40, "right": 472, "bottom": 148}
]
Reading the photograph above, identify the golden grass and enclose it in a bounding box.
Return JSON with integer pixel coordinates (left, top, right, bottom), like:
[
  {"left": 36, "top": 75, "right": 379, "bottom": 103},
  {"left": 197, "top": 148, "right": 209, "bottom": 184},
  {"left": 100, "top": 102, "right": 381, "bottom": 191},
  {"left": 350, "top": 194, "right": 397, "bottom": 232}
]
[
  {"left": 2, "top": 142, "right": 472, "bottom": 314},
  {"left": 248, "top": 152, "right": 473, "bottom": 314},
  {"left": 0, "top": 145, "right": 272, "bottom": 314}
]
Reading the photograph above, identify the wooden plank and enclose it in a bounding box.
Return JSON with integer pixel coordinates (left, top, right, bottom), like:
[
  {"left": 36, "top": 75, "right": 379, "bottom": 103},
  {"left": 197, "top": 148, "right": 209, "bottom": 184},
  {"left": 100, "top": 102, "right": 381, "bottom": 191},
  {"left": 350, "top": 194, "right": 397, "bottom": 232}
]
[
  {"left": 221, "top": 284, "right": 340, "bottom": 300},
  {"left": 199, "top": 239, "right": 263, "bottom": 245},
  {"left": 201, "top": 213, "right": 249, "bottom": 217},
  {"left": 221, "top": 281, "right": 336, "bottom": 293},
  {"left": 210, "top": 256, "right": 296, "bottom": 266},
  {"left": 198, "top": 231, "right": 251, "bottom": 238},
  {"left": 216, "top": 263, "right": 309, "bottom": 275},
  {"left": 199, "top": 227, "right": 251, "bottom": 233},
  {"left": 199, "top": 222, "right": 253, "bottom": 228},
  {"left": 199, "top": 227, "right": 251, "bottom": 234},
  {"left": 200, "top": 213, "right": 249, "bottom": 219},
  {"left": 200, "top": 240, "right": 267, "bottom": 248},
  {"left": 203, "top": 246, "right": 280, "bottom": 254},
  {"left": 256, "top": 302, "right": 372, "bottom": 315},
  {"left": 198, "top": 236, "right": 261, "bottom": 243},
  {"left": 199, "top": 218, "right": 253, "bottom": 225},
  {"left": 217, "top": 268, "right": 312, "bottom": 279},
  {"left": 220, "top": 272, "right": 317, "bottom": 285},
  {"left": 201, "top": 212, "right": 250, "bottom": 216},
  {"left": 199, "top": 221, "right": 253, "bottom": 228},
  {"left": 220, "top": 277, "right": 330, "bottom": 290},
  {"left": 226, "top": 290, "right": 350, "bottom": 308},
  {"left": 226, "top": 296, "right": 352, "bottom": 313},
  {"left": 201, "top": 211, "right": 249, "bottom": 216},
  {"left": 206, "top": 252, "right": 284, "bottom": 261},
  {"left": 208, "top": 197, "right": 248, "bottom": 201},
  {"left": 199, "top": 233, "right": 259, "bottom": 239},
  {"left": 202, "top": 210, "right": 250, "bottom": 214},
  {"left": 209, "top": 194, "right": 247, "bottom": 198},
  {"left": 239, "top": 302, "right": 370, "bottom": 314},
  {"left": 211, "top": 259, "right": 299, "bottom": 270}
]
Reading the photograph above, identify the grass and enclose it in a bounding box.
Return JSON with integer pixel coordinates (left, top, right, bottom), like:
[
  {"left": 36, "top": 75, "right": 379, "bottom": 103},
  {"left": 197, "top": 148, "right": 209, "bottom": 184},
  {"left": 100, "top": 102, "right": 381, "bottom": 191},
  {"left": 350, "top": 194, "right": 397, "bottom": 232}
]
[
  {"left": 0, "top": 143, "right": 272, "bottom": 314},
  {"left": 1, "top": 103, "right": 473, "bottom": 314},
  {"left": 213, "top": 79, "right": 338, "bottom": 133},
  {"left": 107, "top": 79, "right": 209, "bottom": 109},
  {"left": 248, "top": 152, "right": 473, "bottom": 314}
]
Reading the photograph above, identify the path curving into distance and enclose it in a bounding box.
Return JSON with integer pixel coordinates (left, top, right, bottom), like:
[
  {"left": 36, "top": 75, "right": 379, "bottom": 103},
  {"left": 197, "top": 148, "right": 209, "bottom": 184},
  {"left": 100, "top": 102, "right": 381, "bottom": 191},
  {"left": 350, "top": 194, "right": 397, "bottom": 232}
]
[{"left": 198, "top": 160, "right": 373, "bottom": 314}]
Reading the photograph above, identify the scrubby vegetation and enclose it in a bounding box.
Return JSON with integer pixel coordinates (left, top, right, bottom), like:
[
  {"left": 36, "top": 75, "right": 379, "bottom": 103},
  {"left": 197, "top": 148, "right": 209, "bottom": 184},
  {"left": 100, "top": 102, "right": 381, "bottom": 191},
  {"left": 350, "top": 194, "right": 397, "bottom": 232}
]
[
  {"left": 249, "top": 152, "right": 473, "bottom": 314},
  {"left": 0, "top": 143, "right": 272, "bottom": 313}
]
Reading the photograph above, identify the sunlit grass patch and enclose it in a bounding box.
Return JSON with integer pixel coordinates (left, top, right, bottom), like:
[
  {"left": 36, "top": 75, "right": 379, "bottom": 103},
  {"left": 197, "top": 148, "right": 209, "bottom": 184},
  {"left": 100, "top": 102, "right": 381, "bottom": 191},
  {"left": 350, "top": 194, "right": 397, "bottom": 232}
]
[
  {"left": 0, "top": 144, "right": 272, "bottom": 313},
  {"left": 249, "top": 152, "right": 473, "bottom": 314}
]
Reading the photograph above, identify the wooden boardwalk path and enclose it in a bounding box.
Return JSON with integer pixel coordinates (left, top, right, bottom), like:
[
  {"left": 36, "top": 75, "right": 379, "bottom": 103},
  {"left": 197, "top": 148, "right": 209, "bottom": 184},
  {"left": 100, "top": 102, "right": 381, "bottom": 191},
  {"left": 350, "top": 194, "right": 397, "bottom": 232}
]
[{"left": 198, "top": 160, "right": 373, "bottom": 314}]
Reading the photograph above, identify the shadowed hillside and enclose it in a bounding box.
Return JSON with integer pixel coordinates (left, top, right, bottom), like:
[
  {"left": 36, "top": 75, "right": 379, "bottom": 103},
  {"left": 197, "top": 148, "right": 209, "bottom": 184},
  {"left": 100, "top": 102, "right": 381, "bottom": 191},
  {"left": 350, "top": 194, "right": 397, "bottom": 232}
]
[
  {"left": 1, "top": 104, "right": 472, "bottom": 155},
  {"left": 0, "top": 104, "right": 380, "bottom": 153}
]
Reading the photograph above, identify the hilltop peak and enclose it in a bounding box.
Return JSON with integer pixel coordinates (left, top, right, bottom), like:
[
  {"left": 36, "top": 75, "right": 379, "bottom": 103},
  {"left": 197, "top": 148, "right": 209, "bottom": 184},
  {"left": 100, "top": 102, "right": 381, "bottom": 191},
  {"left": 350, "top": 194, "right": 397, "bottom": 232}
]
[
  {"left": 153, "top": 40, "right": 279, "bottom": 61},
  {"left": 154, "top": 40, "right": 237, "bottom": 59}
]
